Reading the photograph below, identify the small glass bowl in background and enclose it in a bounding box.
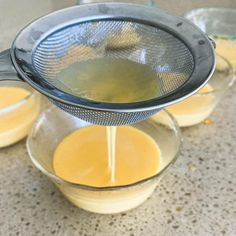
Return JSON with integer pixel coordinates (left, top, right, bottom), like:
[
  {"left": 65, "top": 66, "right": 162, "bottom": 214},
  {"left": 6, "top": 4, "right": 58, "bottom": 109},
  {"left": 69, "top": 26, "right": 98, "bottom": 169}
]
[
  {"left": 166, "top": 55, "right": 235, "bottom": 127},
  {"left": 27, "top": 106, "right": 181, "bottom": 214},
  {"left": 0, "top": 81, "right": 41, "bottom": 148},
  {"left": 77, "top": 0, "right": 156, "bottom": 6},
  {"left": 185, "top": 8, "right": 236, "bottom": 69}
]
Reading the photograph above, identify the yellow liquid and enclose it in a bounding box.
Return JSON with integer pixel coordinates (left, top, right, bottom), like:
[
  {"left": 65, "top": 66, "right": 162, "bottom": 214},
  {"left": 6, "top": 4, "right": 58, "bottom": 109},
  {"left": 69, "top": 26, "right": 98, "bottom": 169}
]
[
  {"left": 214, "top": 37, "right": 236, "bottom": 69},
  {"left": 166, "top": 84, "right": 215, "bottom": 126},
  {"left": 0, "top": 87, "right": 30, "bottom": 109},
  {"left": 56, "top": 58, "right": 160, "bottom": 103},
  {"left": 0, "top": 87, "right": 40, "bottom": 147},
  {"left": 53, "top": 126, "right": 161, "bottom": 187}
]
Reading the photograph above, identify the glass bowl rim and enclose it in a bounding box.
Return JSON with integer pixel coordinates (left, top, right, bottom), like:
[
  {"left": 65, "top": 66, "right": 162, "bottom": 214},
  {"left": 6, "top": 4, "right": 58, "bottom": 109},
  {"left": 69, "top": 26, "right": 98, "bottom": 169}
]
[
  {"left": 26, "top": 106, "right": 182, "bottom": 192},
  {"left": 184, "top": 7, "right": 236, "bottom": 19}
]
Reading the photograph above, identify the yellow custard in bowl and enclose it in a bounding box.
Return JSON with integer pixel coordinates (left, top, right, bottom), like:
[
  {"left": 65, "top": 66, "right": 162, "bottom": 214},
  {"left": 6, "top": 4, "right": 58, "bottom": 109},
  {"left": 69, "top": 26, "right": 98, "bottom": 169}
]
[
  {"left": 214, "top": 37, "right": 236, "bottom": 69},
  {"left": 0, "top": 82, "right": 41, "bottom": 147},
  {"left": 166, "top": 54, "right": 235, "bottom": 127},
  {"left": 53, "top": 125, "right": 161, "bottom": 213},
  {"left": 166, "top": 84, "right": 215, "bottom": 127},
  {"left": 53, "top": 126, "right": 161, "bottom": 187},
  {"left": 27, "top": 107, "right": 181, "bottom": 214}
]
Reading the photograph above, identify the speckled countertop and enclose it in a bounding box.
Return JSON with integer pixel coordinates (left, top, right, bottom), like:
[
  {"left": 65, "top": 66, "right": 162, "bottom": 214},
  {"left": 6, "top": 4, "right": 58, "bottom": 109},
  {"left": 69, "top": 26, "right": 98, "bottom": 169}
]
[{"left": 0, "top": 1, "right": 236, "bottom": 236}]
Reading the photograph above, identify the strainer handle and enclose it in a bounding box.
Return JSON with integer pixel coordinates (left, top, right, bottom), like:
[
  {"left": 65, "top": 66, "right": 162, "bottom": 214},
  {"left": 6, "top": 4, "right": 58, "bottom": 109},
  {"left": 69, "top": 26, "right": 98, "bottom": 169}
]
[{"left": 0, "top": 49, "right": 21, "bottom": 81}]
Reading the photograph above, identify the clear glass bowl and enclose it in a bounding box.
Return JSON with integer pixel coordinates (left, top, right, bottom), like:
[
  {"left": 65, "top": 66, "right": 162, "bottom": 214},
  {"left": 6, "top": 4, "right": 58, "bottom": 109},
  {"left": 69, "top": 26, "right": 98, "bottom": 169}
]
[
  {"left": 166, "top": 54, "right": 235, "bottom": 127},
  {"left": 77, "top": 0, "right": 156, "bottom": 6},
  {"left": 185, "top": 8, "right": 236, "bottom": 70},
  {"left": 0, "top": 81, "right": 41, "bottom": 148},
  {"left": 27, "top": 106, "right": 181, "bottom": 214},
  {"left": 185, "top": 8, "right": 236, "bottom": 37}
]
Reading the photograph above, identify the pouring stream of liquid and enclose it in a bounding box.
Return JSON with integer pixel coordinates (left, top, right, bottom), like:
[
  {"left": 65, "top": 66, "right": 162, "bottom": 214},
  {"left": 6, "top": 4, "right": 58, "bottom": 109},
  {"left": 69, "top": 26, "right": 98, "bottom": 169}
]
[{"left": 106, "top": 126, "right": 117, "bottom": 183}]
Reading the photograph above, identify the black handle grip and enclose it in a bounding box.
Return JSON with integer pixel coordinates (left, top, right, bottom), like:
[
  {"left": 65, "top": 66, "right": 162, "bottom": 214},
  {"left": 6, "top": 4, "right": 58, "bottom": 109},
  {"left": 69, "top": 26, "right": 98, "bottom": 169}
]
[{"left": 0, "top": 49, "right": 21, "bottom": 81}]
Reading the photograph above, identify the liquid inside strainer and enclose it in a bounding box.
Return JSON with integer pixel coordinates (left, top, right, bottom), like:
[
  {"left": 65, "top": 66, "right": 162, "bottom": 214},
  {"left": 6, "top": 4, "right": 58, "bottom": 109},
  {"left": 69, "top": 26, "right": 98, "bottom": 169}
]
[{"left": 33, "top": 20, "right": 194, "bottom": 103}]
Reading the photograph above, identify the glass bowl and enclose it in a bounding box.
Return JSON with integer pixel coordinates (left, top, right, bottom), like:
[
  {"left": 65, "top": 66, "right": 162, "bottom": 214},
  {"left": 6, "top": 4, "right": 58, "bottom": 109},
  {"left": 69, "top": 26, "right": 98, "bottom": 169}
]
[
  {"left": 185, "top": 8, "right": 236, "bottom": 69},
  {"left": 0, "top": 80, "right": 41, "bottom": 148},
  {"left": 27, "top": 106, "right": 181, "bottom": 214},
  {"left": 166, "top": 54, "right": 235, "bottom": 127},
  {"left": 77, "top": 0, "right": 156, "bottom": 6}
]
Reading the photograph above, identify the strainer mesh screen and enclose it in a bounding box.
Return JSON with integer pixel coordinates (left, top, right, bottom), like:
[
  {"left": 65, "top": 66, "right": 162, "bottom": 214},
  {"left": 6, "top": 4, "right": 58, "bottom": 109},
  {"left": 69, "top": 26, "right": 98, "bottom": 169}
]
[{"left": 33, "top": 20, "right": 194, "bottom": 98}]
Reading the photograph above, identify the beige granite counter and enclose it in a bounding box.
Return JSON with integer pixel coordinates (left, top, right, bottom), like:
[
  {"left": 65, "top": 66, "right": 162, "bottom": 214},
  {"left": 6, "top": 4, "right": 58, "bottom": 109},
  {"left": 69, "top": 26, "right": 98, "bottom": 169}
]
[{"left": 0, "top": 1, "right": 235, "bottom": 235}]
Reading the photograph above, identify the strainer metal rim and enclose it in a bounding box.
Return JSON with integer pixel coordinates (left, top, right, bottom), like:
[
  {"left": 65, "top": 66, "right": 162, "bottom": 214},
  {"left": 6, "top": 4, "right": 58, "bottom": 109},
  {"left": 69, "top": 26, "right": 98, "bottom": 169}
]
[{"left": 11, "top": 3, "right": 215, "bottom": 112}]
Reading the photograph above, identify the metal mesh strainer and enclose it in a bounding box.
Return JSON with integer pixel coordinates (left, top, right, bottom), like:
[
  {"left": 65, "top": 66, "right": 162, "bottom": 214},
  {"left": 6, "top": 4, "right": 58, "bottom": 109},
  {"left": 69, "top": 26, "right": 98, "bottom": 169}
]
[
  {"left": 0, "top": 3, "right": 215, "bottom": 125},
  {"left": 34, "top": 20, "right": 194, "bottom": 97}
]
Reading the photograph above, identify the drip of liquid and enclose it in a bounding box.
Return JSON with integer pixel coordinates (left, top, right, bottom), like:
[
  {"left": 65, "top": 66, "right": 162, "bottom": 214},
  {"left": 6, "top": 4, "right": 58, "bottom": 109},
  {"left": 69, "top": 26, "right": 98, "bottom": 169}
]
[
  {"left": 106, "top": 126, "right": 116, "bottom": 183},
  {"left": 56, "top": 58, "right": 160, "bottom": 103}
]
